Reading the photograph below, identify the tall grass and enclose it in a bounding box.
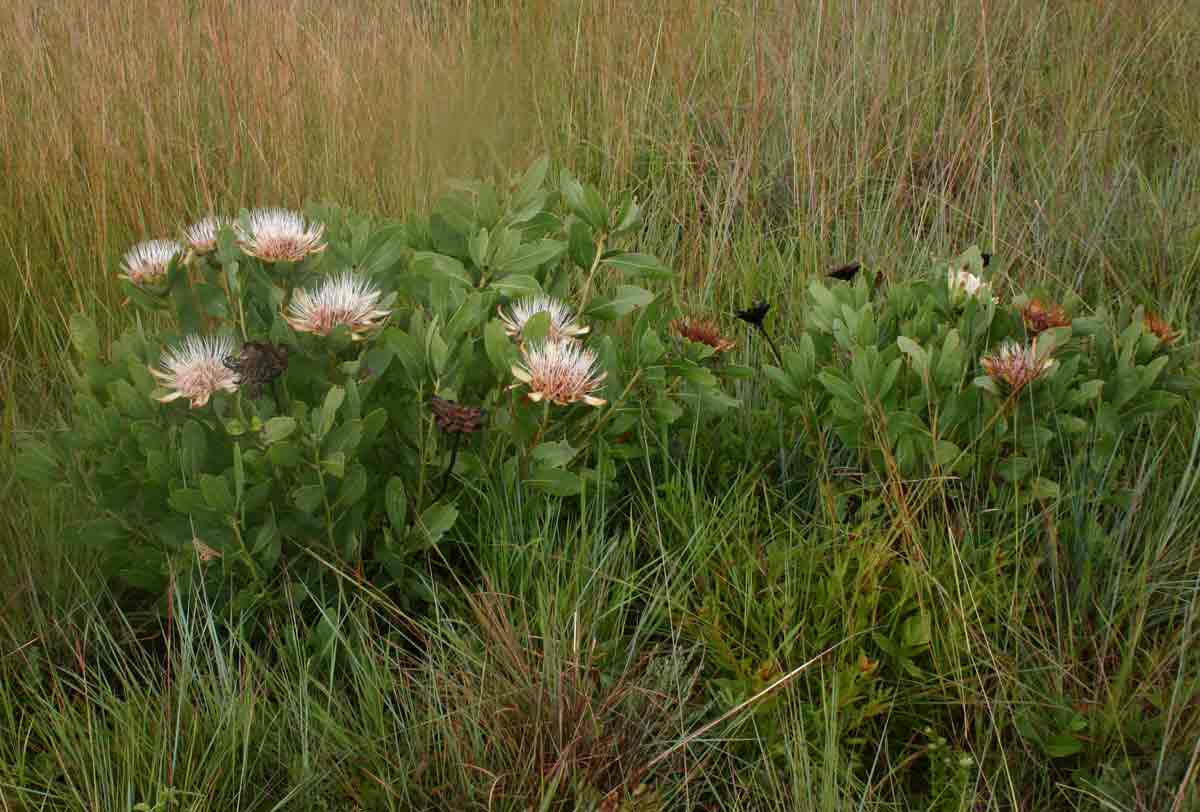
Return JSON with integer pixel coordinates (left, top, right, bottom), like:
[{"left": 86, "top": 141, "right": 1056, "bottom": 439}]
[{"left": 3, "top": 0, "right": 1200, "bottom": 809}]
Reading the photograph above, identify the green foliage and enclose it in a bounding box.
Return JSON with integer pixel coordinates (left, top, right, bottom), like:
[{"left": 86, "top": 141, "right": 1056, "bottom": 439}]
[{"left": 16, "top": 158, "right": 744, "bottom": 626}]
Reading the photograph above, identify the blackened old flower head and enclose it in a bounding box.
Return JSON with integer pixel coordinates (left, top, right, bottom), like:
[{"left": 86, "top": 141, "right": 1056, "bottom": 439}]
[
  {"left": 149, "top": 334, "right": 240, "bottom": 408},
  {"left": 498, "top": 296, "right": 589, "bottom": 343},
  {"left": 1144, "top": 312, "right": 1179, "bottom": 346},
  {"left": 1020, "top": 298, "right": 1072, "bottom": 336},
  {"left": 238, "top": 208, "right": 326, "bottom": 263},
  {"left": 735, "top": 301, "right": 771, "bottom": 329},
  {"left": 511, "top": 340, "right": 607, "bottom": 407},
  {"left": 430, "top": 396, "right": 487, "bottom": 434},
  {"left": 183, "top": 215, "right": 231, "bottom": 257},
  {"left": 981, "top": 340, "right": 1057, "bottom": 391},
  {"left": 120, "top": 239, "right": 183, "bottom": 287},
  {"left": 284, "top": 273, "right": 391, "bottom": 339},
  {"left": 672, "top": 317, "right": 737, "bottom": 353}
]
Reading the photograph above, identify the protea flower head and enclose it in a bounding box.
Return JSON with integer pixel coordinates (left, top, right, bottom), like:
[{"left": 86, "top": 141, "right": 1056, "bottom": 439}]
[
  {"left": 511, "top": 340, "right": 607, "bottom": 407},
  {"left": 498, "top": 296, "right": 589, "bottom": 343},
  {"left": 284, "top": 273, "right": 391, "bottom": 339},
  {"left": 120, "top": 239, "right": 183, "bottom": 287},
  {"left": 672, "top": 316, "right": 737, "bottom": 353},
  {"left": 183, "top": 215, "right": 231, "bottom": 257},
  {"left": 1144, "top": 312, "right": 1179, "bottom": 346},
  {"left": 981, "top": 339, "right": 1057, "bottom": 392},
  {"left": 948, "top": 268, "right": 995, "bottom": 304},
  {"left": 430, "top": 395, "right": 487, "bottom": 434},
  {"left": 149, "top": 334, "right": 240, "bottom": 408},
  {"left": 237, "top": 208, "right": 326, "bottom": 263},
  {"left": 1021, "top": 298, "right": 1072, "bottom": 336}
]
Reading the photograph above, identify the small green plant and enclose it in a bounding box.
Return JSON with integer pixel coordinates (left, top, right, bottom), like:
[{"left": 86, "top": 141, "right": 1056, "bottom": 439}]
[{"left": 14, "top": 157, "right": 744, "bottom": 625}]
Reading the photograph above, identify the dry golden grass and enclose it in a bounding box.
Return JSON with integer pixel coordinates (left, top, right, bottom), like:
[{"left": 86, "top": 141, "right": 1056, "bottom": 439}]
[{"left": 1, "top": 0, "right": 1198, "bottom": 400}]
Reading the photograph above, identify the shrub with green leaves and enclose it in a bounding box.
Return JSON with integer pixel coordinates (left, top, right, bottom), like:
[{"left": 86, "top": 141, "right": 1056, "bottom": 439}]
[
  {"left": 15, "top": 158, "right": 746, "bottom": 621},
  {"left": 761, "top": 246, "right": 1196, "bottom": 506}
]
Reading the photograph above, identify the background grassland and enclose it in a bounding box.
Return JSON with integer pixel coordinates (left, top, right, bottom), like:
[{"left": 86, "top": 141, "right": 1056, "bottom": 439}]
[{"left": 2, "top": 1, "right": 1200, "bottom": 810}]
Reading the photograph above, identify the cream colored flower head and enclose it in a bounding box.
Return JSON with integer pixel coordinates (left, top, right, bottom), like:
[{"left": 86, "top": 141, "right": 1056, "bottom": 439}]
[
  {"left": 511, "top": 339, "right": 607, "bottom": 407},
  {"left": 149, "top": 334, "right": 240, "bottom": 408},
  {"left": 284, "top": 272, "right": 391, "bottom": 339},
  {"left": 183, "top": 215, "right": 231, "bottom": 257},
  {"left": 948, "top": 268, "right": 995, "bottom": 305},
  {"left": 981, "top": 339, "right": 1057, "bottom": 391},
  {"left": 237, "top": 208, "right": 326, "bottom": 263},
  {"left": 120, "top": 239, "right": 183, "bottom": 287},
  {"left": 498, "top": 296, "right": 589, "bottom": 343}
]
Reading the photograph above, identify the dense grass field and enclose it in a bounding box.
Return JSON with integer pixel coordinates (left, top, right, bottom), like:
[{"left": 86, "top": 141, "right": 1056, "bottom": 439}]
[{"left": 3, "top": 1, "right": 1200, "bottom": 809}]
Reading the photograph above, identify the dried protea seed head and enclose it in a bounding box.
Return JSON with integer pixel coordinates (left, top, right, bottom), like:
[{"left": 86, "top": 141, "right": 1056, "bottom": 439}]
[
  {"left": 672, "top": 317, "right": 737, "bottom": 353},
  {"left": 1021, "top": 299, "right": 1071, "bottom": 336},
  {"left": 1144, "top": 312, "right": 1179, "bottom": 346},
  {"left": 981, "top": 340, "right": 1057, "bottom": 391},
  {"left": 430, "top": 396, "right": 487, "bottom": 434}
]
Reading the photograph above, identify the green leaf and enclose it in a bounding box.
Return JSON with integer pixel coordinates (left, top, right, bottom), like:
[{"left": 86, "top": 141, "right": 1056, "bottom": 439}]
[
  {"left": 602, "top": 252, "right": 673, "bottom": 281},
  {"left": 489, "top": 274, "right": 542, "bottom": 298},
  {"left": 199, "top": 474, "right": 235, "bottom": 514},
  {"left": 337, "top": 463, "right": 368, "bottom": 507},
  {"left": 1043, "top": 733, "right": 1085, "bottom": 759},
  {"left": 418, "top": 503, "right": 458, "bottom": 544},
  {"left": 493, "top": 240, "right": 565, "bottom": 276},
  {"left": 446, "top": 293, "right": 486, "bottom": 339},
  {"left": 385, "top": 476, "right": 408, "bottom": 529},
  {"left": 322, "top": 419, "right": 363, "bottom": 457},
  {"left": 528, "top": 466, "right": 584, "bottom": 496},
  {"left": 14, "top": 440, "right": 60, "bottom": 483},
  {"left": 568, "top": 219, "right": 597, "bottom": 269},
  {"left": 168, "top": 487, "right": 209, "bottom": 515},
  {"left": 181, "top": 421, "right": 207, "bottom": 478},
  {"left": 484, "top": 319, "right": 515, "bottom": 375},
  {"left": 411, "top": 251, "right": 474, "bottom": 287},
  {"left": 1030, "top": 477, "right": 1061, "bottom": 500},
  {"left": 69, "top": 313, "right": 101, "bottom": 362},
  {"left": 514, "top": 155, "right": 550, "bottom": 206},
  {"left": 359, "top": 226, "right": 409, "bottom": 274},
  {"left": 252, "top": 518, "right": 281, "bottom": 571},
  {"left": 292, "top": 485, "right": 324, "bottom": 515},
  {"left": 532, "top": 440, "right": 578, "bottom": 468},
  {"left": 639, "top": 330, "right": 665, "bottom": 364},
  {"left": 897, "top": 336, "right": 929, "bottom": 378},
  {"left": 322, "top": 451, "right": 346, "bottom": 478},
  {"left": 262, "top": 416, "right": 297, "bottom": 444},
  {"left": 268, "top": 441, "right": 303, "bottom": 468},
  {"left": 586, "top": 285, "right": 654, "bottom": 319},
  {"left": 319, "top": 386, "right": 345, "bottom": 438}
]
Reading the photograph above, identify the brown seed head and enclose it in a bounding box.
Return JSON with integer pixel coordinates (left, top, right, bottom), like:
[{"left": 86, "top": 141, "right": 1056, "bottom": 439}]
[
  {"left": 1144, "top": 312, "right": 1179, "bottom": 346},
  {"left": 672, "top": 317, "right": 737, "bottom": 353},
  {"left": 430, "top": 396, "right": 487, "bottom": 434},
  {"left": 1021, "top": 299, "right": 1071, "bottom": 336}
]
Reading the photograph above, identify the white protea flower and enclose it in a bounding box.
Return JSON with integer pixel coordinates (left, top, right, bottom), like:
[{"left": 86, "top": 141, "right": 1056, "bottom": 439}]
[
  {"left": 237, "top": 208, "right": 326, "bottom": 263},
  {"left": 980, "top": 339, "right": 1057, "bottom": 391},
  {"left": 183, "top": 215, "right": 231, "bottom": 256},
  {"left": 284, "top": 272, "right": 391, "bottom": 339},
  {"left": 511, "top": 340, "right": 607, "bottom": 407},
  {"left": 948, "top": 268, "right": 995, "bottom": 305},
  {"left": 498, "top": 296, "right": 589, "bottom": 343},
  {"left": 120, "top": 239, "right": 183, "bottom": 287},
  {"left": 149, "top": 334, "right": 240, "bottom": 408}
]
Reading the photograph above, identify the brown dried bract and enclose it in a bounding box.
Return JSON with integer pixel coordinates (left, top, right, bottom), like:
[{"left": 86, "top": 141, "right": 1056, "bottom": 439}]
[
  {"left": 1144, "top": 312, "right": 1179, "bottom": 346},
  {"left": 672, "top": 317, "right": 736, "bottom": 353},
  {"left": 430, "top": 396, "right": 487, "bottom": 434},
  {"left": 1021, "top": 298, "right": 1071, "bottom": 336}
]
